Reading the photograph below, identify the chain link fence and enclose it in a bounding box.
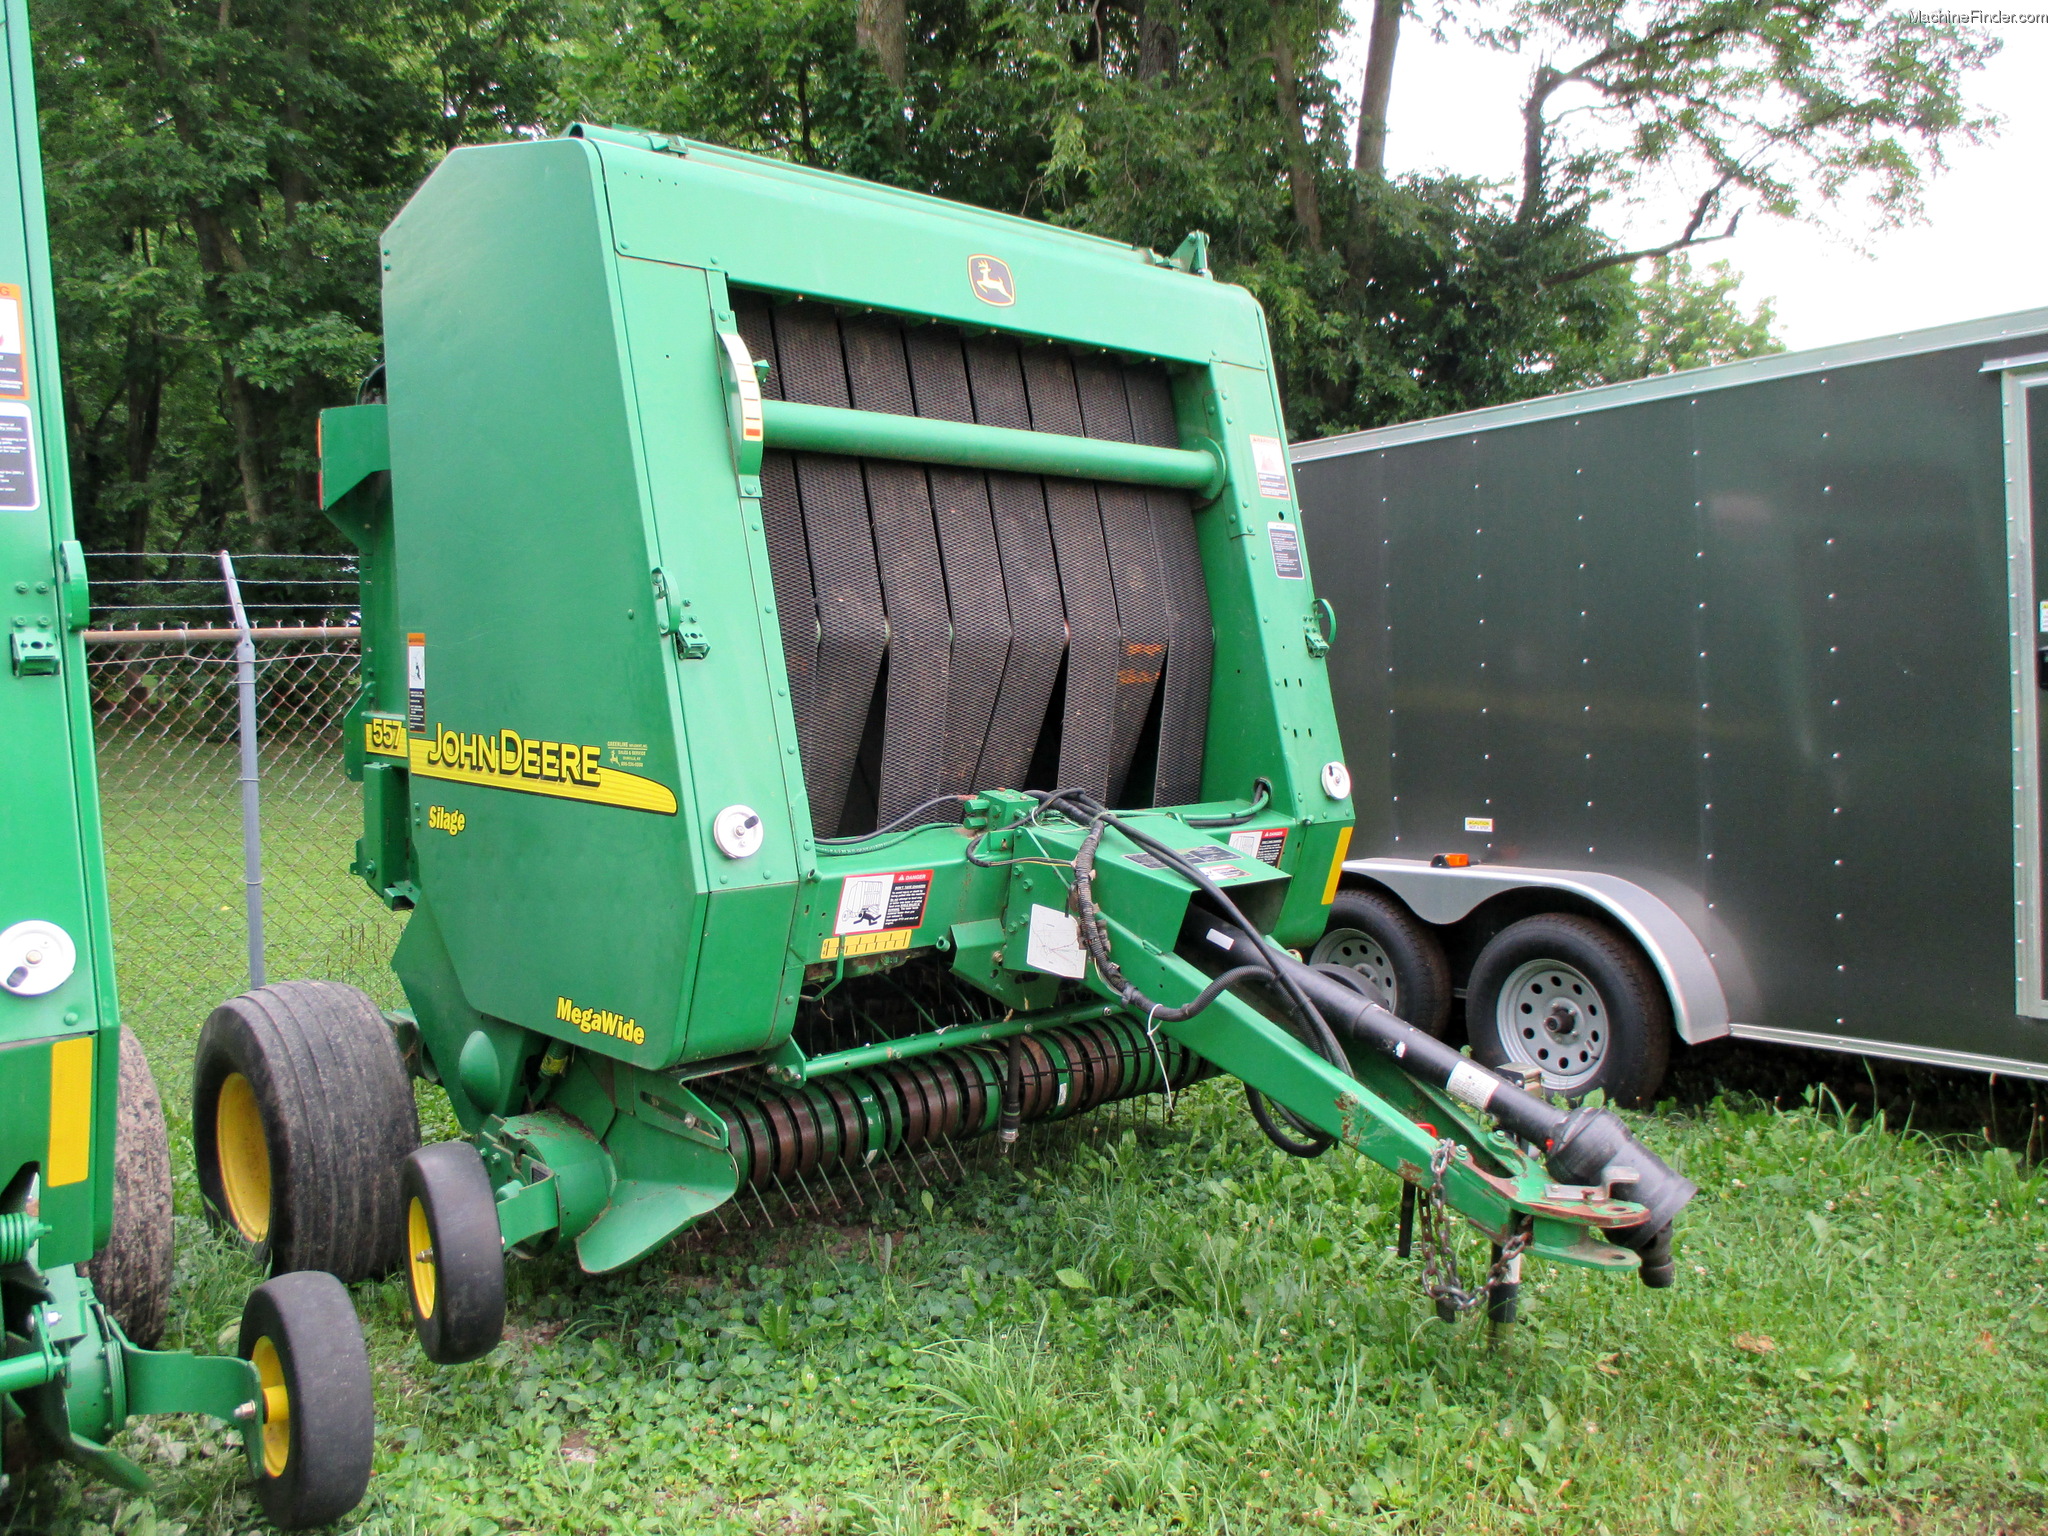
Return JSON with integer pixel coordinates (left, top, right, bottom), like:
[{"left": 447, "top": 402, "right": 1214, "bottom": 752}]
[{"left": 84, "top": 555, "right": 405, "bottom": 1081}]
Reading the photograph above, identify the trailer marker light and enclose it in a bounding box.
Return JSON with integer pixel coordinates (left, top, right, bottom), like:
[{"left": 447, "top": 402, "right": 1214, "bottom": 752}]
[{"left": 1431, "top": 854, "right": 1471, "bottom": 868}]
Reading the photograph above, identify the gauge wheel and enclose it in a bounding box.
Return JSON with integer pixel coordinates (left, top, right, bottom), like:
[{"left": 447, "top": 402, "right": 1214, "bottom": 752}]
[
  {"left": 1465, "top": 913, "right": 1672, "bottom": 1106},
  {"left": 1310, "top": 888, "right": 1452, "bottom": 1038},
  {"left": 402, "top": 1141, "right": 506, "bottom": 1365},
  {"left": 193, "top": 981, "right": 420, "bottom": 1279},
  {"left": 82, "top": 1029, "right": 174, "bottom": 1347},
  {"left": 238, "top": 1271, "right": 374, "bottom": 1530}
]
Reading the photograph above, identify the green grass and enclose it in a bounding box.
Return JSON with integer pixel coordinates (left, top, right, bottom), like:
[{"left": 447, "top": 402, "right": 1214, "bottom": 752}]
[
  {"left": 17, "top": 738, "right": 2048, "bottom": 1534},
  {"left": 12, "top": 1079, "right": 2048, "bottom": 1536}
]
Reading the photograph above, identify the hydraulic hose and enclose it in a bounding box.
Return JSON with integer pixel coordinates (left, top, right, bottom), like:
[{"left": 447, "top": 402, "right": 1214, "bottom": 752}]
[
  {"left": 1061, "top": 798, "right": 1347, "bottom": 1155},
  {"left": 1187, "top": 922, "right": 1697, "bottom": 1283}
]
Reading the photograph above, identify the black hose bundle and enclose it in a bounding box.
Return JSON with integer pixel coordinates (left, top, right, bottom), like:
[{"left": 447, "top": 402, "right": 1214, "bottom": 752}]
[{"left": 1043, "top": 788, "right": 1349, "bottom": 1156}]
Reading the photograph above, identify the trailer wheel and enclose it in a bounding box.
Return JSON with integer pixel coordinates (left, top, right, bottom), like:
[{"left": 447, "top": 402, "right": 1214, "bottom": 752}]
[
  {"left": 82, "top": 1028, "right": 174, "bottom": 1347},
  {"left": 401, "top": 1141, "right": 506, "bottom": 1365},
  {"left": 1310, "top": 889, "right": 1451, "bottom": 1038},
  {"left": 238, "top": 1270, "right": 374, "bottom": 1530},
  {"left": 193, "top": 981, "right": 420, "bottom": 1280},
  {"left": 1465, "top": 914, "right": 1671, "bottom": 1107}
]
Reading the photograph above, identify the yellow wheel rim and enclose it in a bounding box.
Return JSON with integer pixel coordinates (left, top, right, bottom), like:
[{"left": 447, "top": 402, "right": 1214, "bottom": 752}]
[
  {"left": 407, "top": 1197, "right": 438, "bottom": 1320},
  {"left": 252, "top": 1335, "right": 290, "bottom": 1477},
  {"left": 216, "top": 1073, "right": 272, "bottom": 1242}
]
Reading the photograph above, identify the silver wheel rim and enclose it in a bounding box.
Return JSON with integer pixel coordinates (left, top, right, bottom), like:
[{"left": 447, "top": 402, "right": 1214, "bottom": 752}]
[
  {"left": 1309, "top": 927, "right": 1398, "bottom": 1013},
  {"left": 1496, "top": 958, "right": 1609, "bottom": 1090}
]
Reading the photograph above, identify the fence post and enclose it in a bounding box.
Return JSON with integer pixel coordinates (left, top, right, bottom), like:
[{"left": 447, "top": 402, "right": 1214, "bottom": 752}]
[{"left": 219, "top": 550, "right": 265, "bottom": 989}]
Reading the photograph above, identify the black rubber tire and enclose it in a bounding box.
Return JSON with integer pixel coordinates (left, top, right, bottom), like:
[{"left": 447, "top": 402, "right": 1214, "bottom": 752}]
[
  {"left": 82, "top": 1029, "right": 174, "bottom": 1347},
  {"left": 1311, "top": 888, "right": 1452, "bottom": 1038},
  {"left": 193, "top": 981, "right": 420, "bottom": 1280},
  {"left": 1465, "top": 913, "right": 1673, "bottom": 1108},
  {"left": 401, "top": 1141, "right": 506, "bottom": 1365},
  {"left": 238, "top": 1270, "right": 374, "bottom": 1530}
]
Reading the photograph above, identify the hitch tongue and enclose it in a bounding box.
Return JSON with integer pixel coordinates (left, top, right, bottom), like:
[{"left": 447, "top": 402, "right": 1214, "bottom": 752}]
[{"left": 1247, "top": 943, "right": 1697, "bottom": 1284}]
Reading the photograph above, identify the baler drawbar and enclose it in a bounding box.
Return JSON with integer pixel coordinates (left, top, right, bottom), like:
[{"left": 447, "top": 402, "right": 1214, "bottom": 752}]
[{"left": 194, "top": 122, "right": 1698, "bottom": 1376}]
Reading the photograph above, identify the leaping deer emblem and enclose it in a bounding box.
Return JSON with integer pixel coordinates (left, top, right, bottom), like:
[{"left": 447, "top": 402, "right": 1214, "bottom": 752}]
[{"left": 968, "top": 255, "right": 1016, "bottom": 306}]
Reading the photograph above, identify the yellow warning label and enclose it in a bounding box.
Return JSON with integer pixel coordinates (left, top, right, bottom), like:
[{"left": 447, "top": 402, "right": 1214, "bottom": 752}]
[
  {"left": 819, "top": 929, "right": 914, "bottom": 962},
  {"left": 47, "top": 1036, "right": 92, "bottom": 1186},
  {"left": 1320, "top": 825, "right": 1353, "bottom": 905},
  {"left": 363, "top": 716, "right": 677, "bottom": 815}
]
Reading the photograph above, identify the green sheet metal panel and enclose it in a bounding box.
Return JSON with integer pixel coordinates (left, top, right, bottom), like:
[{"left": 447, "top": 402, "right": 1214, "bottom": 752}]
[
  {"left": 371, "top": 128, "right": 1350, "bottom": 1086},
  {"left": 0, "top": 0, "right": 115, "bottom": 1265}
]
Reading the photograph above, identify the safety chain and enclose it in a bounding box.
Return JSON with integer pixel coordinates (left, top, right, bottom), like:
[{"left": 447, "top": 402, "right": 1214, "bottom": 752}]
[{"left": 1415, "top": 1140, "right": 1529, "bottom": 1314}]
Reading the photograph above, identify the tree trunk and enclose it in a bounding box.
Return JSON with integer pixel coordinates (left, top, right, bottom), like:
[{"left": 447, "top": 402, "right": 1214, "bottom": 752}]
[
  {"left": 221, "top": 360, "right": 270, "bottom": 545},
  {"left": 123, "top": 347, "right": 163, "bottom": 556},
  {"left": 1137, "top": 0, "right": 1180, "bottom": 81},
  {"left": 1353, "top": 0, "right": 1401, "bottom": 175},
  {"left": 856, "top": 0, "right": 908, "bottom": 92},
  {"left": 1270, "top": 3, "right": 1323, "bottom": 250},
  {"left": 1517, "top": 65, "right": 1563, "bottom": 224}
]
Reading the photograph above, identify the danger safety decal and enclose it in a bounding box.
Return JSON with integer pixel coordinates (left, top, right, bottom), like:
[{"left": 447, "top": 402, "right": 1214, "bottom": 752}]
[{"left": 823, "top": 869, "right": 935, "bottom": 960}]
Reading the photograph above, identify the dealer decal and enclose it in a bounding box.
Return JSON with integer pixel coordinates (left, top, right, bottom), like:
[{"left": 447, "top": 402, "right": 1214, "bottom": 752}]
[{"left": 362, "top": 714, "right": 677, "bottom": 815}]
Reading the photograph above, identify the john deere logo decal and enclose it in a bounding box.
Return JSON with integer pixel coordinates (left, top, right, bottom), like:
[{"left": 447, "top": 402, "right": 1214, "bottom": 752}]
[{"left": 969, "top": 255, "right": 1015, "bottom": 307}]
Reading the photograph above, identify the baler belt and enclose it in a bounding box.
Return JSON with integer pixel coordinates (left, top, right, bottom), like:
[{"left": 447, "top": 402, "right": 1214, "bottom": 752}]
[
  {"left": 1021, "top": 345, "right": 1120, "bottom": 802},
  {"left": 773, "top": 303, "right": 888, "bottom": 837},
  {"left": 732, "top": 293, "right": 1207, "bottom": 832},
  {"left": 1073, "top": 356, "right": 1172, "bottom": 803},
  {"left": 842, "top": 315, "right": 952, "bottom": 828},
  {"left": 1123, "top": 366, "right": 1212, "bottom": 807},
  {"left": 903, "top": 326, "right": 1008, "bottom": 802},
  {"left": 962, "top": 336, "right": 1066, "bottom": 796}
]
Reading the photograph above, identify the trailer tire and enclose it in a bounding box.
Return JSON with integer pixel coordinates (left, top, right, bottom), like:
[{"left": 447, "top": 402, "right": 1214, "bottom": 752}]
[
  {"left": 82, "top": 1028, "right": 174, "bottom": 1347},
  {"left": 401, "top": 1141, "right": 505, "bottom": 1365},
  {"left": 238, "top": 1270, "right": 374, "bottom": 1530},
  {"left": 1465, "top": 914, "right": 1671, "bottom": 1107},
  {"left": 1311, "top": 889, "right": 1452, "bottom": 1038},
  {"left": 193, "top": 981, "right": 419, "bottom": 1281}
]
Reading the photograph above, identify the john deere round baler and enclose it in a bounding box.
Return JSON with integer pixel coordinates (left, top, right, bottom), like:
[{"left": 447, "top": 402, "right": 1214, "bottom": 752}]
[{"left": 198, "top": 123, "right": 1695, "bottom": 1368}]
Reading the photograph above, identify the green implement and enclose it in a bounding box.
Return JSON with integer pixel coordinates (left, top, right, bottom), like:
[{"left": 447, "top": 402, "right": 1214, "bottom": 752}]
[
  {"left": 225, "top": 121, "right": 1694, "bottom": 1373},
  {"left": 0, "top": 0, "right": 373, "bottom": 1524}
]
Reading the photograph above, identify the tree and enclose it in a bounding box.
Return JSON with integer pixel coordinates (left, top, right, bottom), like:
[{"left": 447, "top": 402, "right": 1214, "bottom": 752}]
[
  {"left": 38, "top": 0, "right": 556, "bottom": 573},
  {"left": 1478, "top": 0, "right": 2000, "bottom": 278},
  {"left": 1593, "top": 253, "right": 1781, "bottom": 381}
]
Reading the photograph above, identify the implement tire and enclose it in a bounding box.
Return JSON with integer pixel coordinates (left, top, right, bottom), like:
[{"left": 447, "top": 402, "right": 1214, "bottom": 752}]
[
  {"left": 193, "top": 981, "right": 419, "bottom": 1280},
  {"left": 402, "top": 1141, "right": 506, "bottom": 1365},
  {"left": 239, "top": 1271, "right": 374, "bottom": 1529},
  {"left": 83, "top": 1029, "right": 174, "bottom": 1347}
]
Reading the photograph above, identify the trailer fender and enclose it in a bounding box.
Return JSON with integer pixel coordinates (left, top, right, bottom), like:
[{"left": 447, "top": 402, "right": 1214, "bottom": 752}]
[{"left": 1341, "top": 859, "right": 1731, "bottom": 1045}]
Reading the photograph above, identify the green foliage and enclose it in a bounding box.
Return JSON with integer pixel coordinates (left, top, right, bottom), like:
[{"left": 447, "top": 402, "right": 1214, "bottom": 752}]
[
  {"left": 1594, "top": 254, "right": 1783, "bottom": 382},
  {"left": 40, "top": 0, "right": 1997, "bottom": 560},
  {"left": 36, "top": 0, "right": 558, "bottom": 563},
  {"left": 20, "top": 1082, "right": 2048, "bottom": 1533}
]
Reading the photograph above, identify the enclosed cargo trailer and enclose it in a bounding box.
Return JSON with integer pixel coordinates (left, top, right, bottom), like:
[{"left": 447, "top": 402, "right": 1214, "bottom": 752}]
[{"left": 1294, "top": 308, "right": 2048, "bottom": 1098}]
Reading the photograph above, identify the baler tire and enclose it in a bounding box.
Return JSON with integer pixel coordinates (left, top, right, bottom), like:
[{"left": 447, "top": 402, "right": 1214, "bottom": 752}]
[
  {"left": 401, "top": 1141, "right": 506, "bottom": 1365},
  {"left": 1465, "top": 914, "right": 1673, "bottom": 1108},
  {"left": 193, "top": 981, "right": 420, "bottom": 1280},
  {"left": 238, "top": 1270, "right": 374, "bottom": 1530},
  {"left": 82, "top": 1028, "right": 174, "bottom": 1347},
  {"left": 1311, "top": 890, "right": 1452, "bottom": 1039}
]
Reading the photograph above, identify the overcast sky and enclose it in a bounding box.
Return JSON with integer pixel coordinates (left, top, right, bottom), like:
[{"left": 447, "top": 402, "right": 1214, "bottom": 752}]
[{"left": 1337, "top": 10, "right": 2048, "bottom": 352}]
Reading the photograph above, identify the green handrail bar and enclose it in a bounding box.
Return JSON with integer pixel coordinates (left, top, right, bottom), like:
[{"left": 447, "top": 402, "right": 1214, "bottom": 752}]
[{"left": 758, "top": 398, "right": 1226, "bottom": 498}]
